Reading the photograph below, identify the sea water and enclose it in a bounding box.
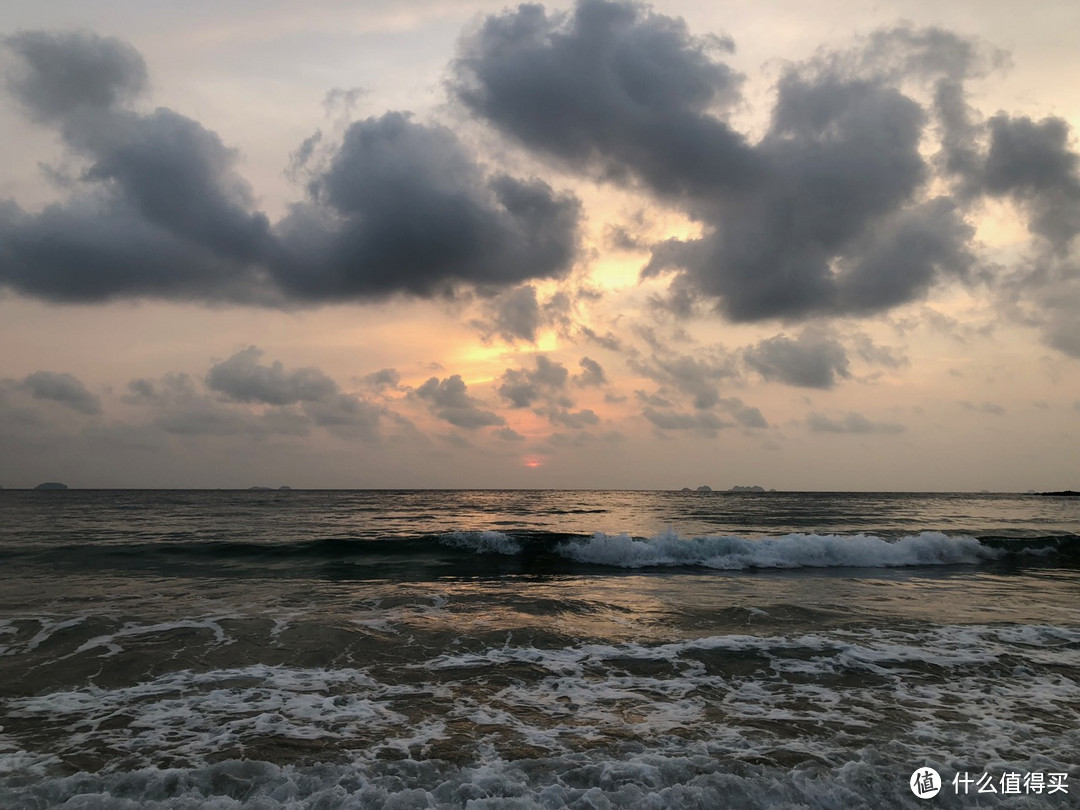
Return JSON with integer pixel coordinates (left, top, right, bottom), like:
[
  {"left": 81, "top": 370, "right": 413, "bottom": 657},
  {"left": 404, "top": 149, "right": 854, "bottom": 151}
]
[{"left": 0, "top": 490, "right": 1077, "bottom": 808}]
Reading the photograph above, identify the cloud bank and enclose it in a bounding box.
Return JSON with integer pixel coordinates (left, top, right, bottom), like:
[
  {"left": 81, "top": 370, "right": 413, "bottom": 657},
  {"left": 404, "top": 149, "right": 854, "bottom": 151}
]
[
  {"left": 2, "top": 2, "right": 1079, "bottom": 360},
  {"left": 0, "top": 30, "right": 580, "bottom": 305}
]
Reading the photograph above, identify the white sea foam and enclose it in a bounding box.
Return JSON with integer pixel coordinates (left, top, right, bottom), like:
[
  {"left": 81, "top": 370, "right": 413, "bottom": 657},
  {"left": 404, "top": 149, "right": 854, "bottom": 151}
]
[
  {"left": 5, "top": 664, "right": 427, "bottom": 767},
  {"left": 4, "top": 624, "right": 1078, "bottom": 808},
  {"left": 556, "top": 529, "right": 1002, "bottom": 569},
  {"left": 0, "top": 616, "right": 88, "bottom": 657},
  {"left": 71, "top": 618, "right": 233, "bottom": 658},
  {"left": 2, "top": 742, "right": 1072, "bottom": 809}
]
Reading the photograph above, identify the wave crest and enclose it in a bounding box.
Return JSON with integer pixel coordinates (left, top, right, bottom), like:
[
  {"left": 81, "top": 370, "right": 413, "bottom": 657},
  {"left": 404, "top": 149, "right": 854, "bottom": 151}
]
[
  {"left": 441, "top": 531, "right": 523, "bottom": 556},
  {"left": 554, "top": 530, "right": 1002, "bottom": 569}
]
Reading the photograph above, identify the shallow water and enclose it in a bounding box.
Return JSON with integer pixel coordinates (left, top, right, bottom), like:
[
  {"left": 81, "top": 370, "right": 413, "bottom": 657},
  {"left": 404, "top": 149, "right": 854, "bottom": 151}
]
[{"left": 1, "top": 490, "right": 1077, "bottom": 808}]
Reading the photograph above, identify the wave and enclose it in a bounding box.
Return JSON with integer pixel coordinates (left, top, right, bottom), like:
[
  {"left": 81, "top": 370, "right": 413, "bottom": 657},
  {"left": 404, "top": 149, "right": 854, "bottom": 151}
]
[
  {"left": 553, "top": 530, "right": 1004, "bottom": 569},
  {"left": 3, "top": 529, "right": 1075, "bottom": 577}
]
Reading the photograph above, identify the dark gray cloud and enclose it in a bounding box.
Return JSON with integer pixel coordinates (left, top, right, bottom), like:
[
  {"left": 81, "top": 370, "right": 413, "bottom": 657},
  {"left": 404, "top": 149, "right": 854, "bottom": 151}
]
[
  {"left": 807, "top": 412, "right": 905, "bottom": 435},
  {"left": 301, "top": 394, "right": 384, "bottom": 439},
  {"left": 415, "top": 375, "right": 504, "bottom": 429},
  {"left": 457, "top": 6, "right": 986, "bottom": 321},
  {"left": 0, "top": 192, "right": 269, "bottom": 305},
  {"left": 573, "top": 356, "right": 607, "bottom": 386},
  {"left": 452, "top": 0, "right": 754, "bottom": 198},
  {"left": 606, "top": 225, "right": 646, "bottom": 251},
  {"left": 2, "top": 29, "right": 147, "bottom": 124},
  {"left": 541, "top": 406, "right": 599, "bottom": 429},
  {"left": 1036, "top": 279, "right": 1080, "bottom": 358},
  {"left": 206, "top": 347, "right": 338, "bottom": 405},
  {"left": 273, "top": 113, "right": 581, "bottom": 299},
  {"left": 979, "top": 115, "right": 1080, "bottom": 250},
  {"left": 743, "top": 331, "right": 850, "bottom": 389},
  {"left": 578, "top": 325, "right": 625, "bottom": 352},
  {"left": 362, "top": 368, "right": 401, "bottom": 390},
  {"left": 642, "top": 408, "right": 732, "bottom": 437},
  {"left": 635, "top": 390, "right": 672, "bottom": 408},
  {"left": 132, "top": 372, "right": 312, "bottom": 438},
  {"left": 493, "top": 426, "right": 525, "bottom": 441},
  {"left": 852, "top": 334, "right": 908, "bottom": 369},
  {"left": 483, "top": 285, "right": 542, "bottom": 343},
  {"left": 123, "top": 373, "right": 194, "bottom": 403},
  {"left": 962, "top": 113, "right": 1080, "bottom": 358},
  {"left": 496, "top": 355, "right": 605, "bottom": 429},
  {"left": 21, "top": 371, "right": 101, "bottom": 415},
  {"left": 497, "top": 355, "right": 570, "bottom": 408},
  {"left": 475, "top": 286, "right": 579, "bottom": 344},
  {"left": 718, "top": 397, "right": 768, "bottom": 429},
  {"left": 0, "top": 32, "right": 580, "bottom": 305},
  {"left": 83, "top": 109, "right": 272, "bottom": 262},
  {"left": 132, "top": 356, "right": 384, "bottom": 440},
  {"left": 628, "top": 348, "right": 737, "bottom": 409},
  {"left": 642, "top": 79, "right": 975, "bottom": 320},
  {"left": 923, "top": 53, "right": 1080, "bottom": 360},
  {"left": 0, "top": 30, "right": 273, "bottom": 303},
  {"left": 154, "top": 407, "right": 262, "bottom": 438}
]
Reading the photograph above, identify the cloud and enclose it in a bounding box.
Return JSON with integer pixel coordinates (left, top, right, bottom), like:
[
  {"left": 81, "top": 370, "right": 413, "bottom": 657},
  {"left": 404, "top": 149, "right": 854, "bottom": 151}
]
[
  {"left": 1036, "top": 278, "right": 1080, "bottom": 358},
  {"left": 154, "top": 407, "right": 261, "bottom": 437},
  {"left": 133, "top": 356, "right": 384, "bottom": 440},
  {"left": 458, "top": 6, "right": 983, "bottom": 321},
  {"left": 852, "top": 334, "right": 908, "bottom": 368},
  {"left": 743, "top": 331, "right": 850, "bottom": 389},
  {"left": 452, "top": 0, "right": 752, "bottom": 198},
  {"left": 541, "top": 406, "right": 599, "bottom": 428},
  {"left": 578, "top": 325, "right": 624, "bottom": 352},
  {"left": 301, "top": 393, "right": 384, "bottom": 439},
  {"left": 273, "top": 113, "right": 582, "bottom": 300},
  {"left": 481, "top": 285, "right": 542, "bottom": 343},
  {"left": 493, "top": 426, "right": 525, "bottom": 441},
  {"left": 717, "top": 397, "right": 768, "bottom": 428},
  {"left": 362, "top": 368, "right": 401, "bottom": 390},
  {"left": 956, "top": 113, "right": 1080, "bottom": 358},
  {"left": 628, "top": 348, "right": 736, "bottom": 409},
  {"left": 978, "top": 115, "right": 1080, "bottom": 251},
  {"left": 807, "top": 412, "right": 905, "bottom": 434},
  {"left": 204, "top": 347, "right": 386, "bottom": 439},
  {"left": 415, "top": 375, "right": 504, "bottom": 429},
  {"left": 497, "top": 355, "right": 570, "bottom": 408},
  {"left": 2, "top": 29, "right": 148, "bottom": 124},
  {"left": 475, "top": 285, "right": 579, "bottom": 344},
  {"left": 131, "top": 372, "right": 311, "bottom": 438},
  {"left": 495, "top": 355, "right": 605, "bottom": 429},
  {"left": 0, "top": 32, "right": 581, "bottom": 305},
  {"left": 642, "top": 407, "right": 732, "bottom": 437},
  {"left": 206, "top": 347, "right": 338, "bottom": 405},
  {"left": 635, "top": 390, "right": 672, "bottom": 408},
  {"left": 0, "top": 30, "right": 273, "bottom": 303},
  {"left": 573, "top": 356, "right": 607, "bottom": 386},
  {"left": 21, "top": 371, "right": 101, "bottom": 415}
]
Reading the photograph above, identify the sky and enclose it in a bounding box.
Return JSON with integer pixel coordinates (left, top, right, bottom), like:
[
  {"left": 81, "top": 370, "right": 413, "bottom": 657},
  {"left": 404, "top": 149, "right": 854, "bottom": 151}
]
[{"left": 0, "top": 0, "right": 1078, "bottom": 491}]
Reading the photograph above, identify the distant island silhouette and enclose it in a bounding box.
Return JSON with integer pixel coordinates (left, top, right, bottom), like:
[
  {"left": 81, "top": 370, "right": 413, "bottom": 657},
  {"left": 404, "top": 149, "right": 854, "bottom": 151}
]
[
  {"left": 34, "top": 482, "right": 68, "bottom": 490},
  {"left": 679, "top": 485, "right": 773, "bottom": 493},
  {"left": 1037, "top": 490, "right": 1080, "bottom": 497}
]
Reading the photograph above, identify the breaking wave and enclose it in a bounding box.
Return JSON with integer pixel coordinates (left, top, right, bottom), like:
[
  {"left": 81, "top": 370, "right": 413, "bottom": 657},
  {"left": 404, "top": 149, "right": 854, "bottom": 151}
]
[
  {"left": 5, "top": 530, "right": 1073, "bottom": 579},
  {"left": 553, "top": 529, "right": 1004, "bottom": 569}
]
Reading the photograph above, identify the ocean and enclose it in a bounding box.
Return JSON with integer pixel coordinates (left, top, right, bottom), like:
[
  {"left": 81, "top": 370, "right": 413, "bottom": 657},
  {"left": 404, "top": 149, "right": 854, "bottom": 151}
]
[{"left": 0, "top": 489, "right": 1077, "bottom": 808}]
